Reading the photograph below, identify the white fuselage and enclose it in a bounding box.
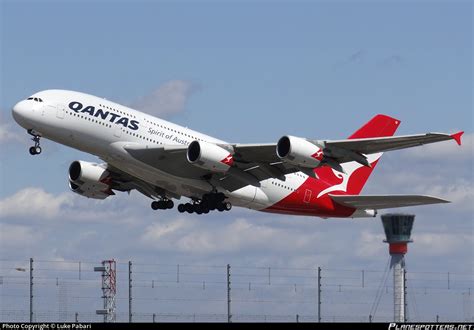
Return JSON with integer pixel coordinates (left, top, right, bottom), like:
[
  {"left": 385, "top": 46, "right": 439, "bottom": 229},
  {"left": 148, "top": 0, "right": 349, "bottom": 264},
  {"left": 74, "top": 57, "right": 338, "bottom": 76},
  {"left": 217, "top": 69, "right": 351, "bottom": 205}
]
[{"left": 12, "top": 89, "right": 307, "bottom": 211}]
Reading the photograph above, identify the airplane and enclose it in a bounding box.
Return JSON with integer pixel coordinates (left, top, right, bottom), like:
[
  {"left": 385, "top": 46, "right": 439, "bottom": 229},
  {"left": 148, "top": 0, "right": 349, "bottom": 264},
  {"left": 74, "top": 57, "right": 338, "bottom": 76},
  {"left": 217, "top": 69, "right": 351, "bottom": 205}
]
[{"left": 11, "top": 89, "right": 463, "bottom": 218}]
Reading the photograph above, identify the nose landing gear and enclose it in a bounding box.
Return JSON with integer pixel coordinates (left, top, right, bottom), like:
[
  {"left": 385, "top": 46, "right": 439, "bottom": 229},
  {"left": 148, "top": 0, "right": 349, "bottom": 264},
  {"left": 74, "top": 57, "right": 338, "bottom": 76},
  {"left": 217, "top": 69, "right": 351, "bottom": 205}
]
[{"left": 27, "top": 130, "right": 42, "bottom": 155}]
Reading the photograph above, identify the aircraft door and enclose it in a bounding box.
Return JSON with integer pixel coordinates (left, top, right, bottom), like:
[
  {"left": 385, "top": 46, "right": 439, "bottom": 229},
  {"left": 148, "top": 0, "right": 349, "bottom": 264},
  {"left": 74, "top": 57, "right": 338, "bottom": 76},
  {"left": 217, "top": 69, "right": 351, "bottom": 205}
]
[
  {"left": 56, "top": 104, "right": 65, "bottom": 119},
  {"left": 303, "top": 189, "right": 312, "bottom": 203}
]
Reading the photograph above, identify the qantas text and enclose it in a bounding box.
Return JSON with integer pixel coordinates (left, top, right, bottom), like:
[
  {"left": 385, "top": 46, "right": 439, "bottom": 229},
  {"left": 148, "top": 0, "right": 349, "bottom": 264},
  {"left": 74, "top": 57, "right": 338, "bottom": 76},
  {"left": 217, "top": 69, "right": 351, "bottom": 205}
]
[{"left": 68, "top": 101, "right": 139, "bottom": 131}]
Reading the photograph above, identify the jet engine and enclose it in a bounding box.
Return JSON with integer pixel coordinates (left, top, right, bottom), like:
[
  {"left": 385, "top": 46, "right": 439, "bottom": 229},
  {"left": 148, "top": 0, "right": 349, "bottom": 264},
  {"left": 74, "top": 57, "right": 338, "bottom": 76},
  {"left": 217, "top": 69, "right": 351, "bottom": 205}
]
[
  {"left": 276, "top": 135, "right": 324, "bottom": 168},
  {"left": 68, "top": 160, "right": 114, "bottom": 199},
  {"left": 187, "top": 140, "right": 234, "bottom": 173}
]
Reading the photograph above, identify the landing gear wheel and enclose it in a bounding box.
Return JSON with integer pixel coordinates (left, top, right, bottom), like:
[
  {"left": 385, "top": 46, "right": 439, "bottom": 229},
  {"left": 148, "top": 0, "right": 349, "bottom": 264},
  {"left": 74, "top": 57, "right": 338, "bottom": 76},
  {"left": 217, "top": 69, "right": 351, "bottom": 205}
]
[
  {"left": 179, "top": 194, "right": 229, "bottom": 215},
  {"left": 151, "top": 199, "right": 174, "bottom": 210},
  {"left": 208, "top": 201, "right": 216, "bottom": 211},
  {"left": 27, "top": 130, "right": 42, "bottom": 156},
  {"left": 216, "top": 193, "right": 226, "bottom": 202},
  {"left": 195, "top": 205, "right": 203, "bottom": 215},
  {"left": 185, "top": 203, "right": 193, "bottom": 213}
]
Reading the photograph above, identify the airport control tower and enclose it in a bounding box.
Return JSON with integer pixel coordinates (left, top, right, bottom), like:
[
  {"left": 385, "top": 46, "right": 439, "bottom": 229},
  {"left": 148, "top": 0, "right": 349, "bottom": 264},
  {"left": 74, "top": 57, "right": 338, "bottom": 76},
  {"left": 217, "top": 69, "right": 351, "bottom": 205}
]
[{"left": 381, "top": 214, "right": 415, "bottom": 323}]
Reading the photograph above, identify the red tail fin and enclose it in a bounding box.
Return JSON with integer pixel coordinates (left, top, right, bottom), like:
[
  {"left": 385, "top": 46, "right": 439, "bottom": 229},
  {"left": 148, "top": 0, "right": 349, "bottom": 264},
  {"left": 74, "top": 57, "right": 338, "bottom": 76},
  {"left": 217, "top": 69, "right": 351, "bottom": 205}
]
[
  {"left": 345, "top": 114, "right": 401, "bottom": 195},
  {"left": 348, "top": 114, "right": 401, "bottom": 139},
  {"left": 315, "top": 114, "right": 401, "bottom": 197}
]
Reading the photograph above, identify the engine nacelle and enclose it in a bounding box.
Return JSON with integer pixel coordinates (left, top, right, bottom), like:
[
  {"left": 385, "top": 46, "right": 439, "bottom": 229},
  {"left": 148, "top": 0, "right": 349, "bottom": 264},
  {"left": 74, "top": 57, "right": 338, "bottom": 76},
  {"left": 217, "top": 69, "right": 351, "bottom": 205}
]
[
  {"left": 187, "top": 140, "right": 234, "bottom": 173},
  {"left": 69, "top": 180, "right": 112, "bottom": 200},
  {"left": 68, "top": 161, "right": 113, "bottom": 199},
  {"left": 276, "top": 135, "right": 323, "bottom": 168},
  {"left": 69, "top": 160, "right": 110, "bottom": 185}
]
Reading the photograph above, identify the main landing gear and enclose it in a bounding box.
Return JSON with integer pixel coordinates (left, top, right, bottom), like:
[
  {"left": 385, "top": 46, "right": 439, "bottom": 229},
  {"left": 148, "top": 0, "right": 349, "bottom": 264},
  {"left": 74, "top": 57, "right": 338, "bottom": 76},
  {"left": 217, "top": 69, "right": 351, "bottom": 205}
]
[
  {"left": 149, "top": 193, "right": 232, "bottom": 214},
  {"left": 151, "top": 199, "right": 174, "bottom": 210},
  {"left": 177, "top": 192, "right": 232, "bottom": 215},
  {"left": 27, "top": 129, "right": 42, "bottom": 155}
]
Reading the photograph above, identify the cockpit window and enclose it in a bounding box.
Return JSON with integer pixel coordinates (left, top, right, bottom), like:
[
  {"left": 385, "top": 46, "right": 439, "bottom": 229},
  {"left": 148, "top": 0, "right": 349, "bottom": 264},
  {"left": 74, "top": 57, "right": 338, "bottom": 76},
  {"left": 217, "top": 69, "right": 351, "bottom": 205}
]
[{"left": 27, "top": 97, "right": 43, "bottom": 102}]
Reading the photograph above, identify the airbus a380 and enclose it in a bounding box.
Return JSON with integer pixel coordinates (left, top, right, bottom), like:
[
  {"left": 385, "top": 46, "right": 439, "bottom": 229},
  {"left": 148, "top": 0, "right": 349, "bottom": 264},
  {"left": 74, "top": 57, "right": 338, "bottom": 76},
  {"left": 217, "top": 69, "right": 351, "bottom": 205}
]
[{"left": 11, "top": 89, "right": 463, "bottom": 218}]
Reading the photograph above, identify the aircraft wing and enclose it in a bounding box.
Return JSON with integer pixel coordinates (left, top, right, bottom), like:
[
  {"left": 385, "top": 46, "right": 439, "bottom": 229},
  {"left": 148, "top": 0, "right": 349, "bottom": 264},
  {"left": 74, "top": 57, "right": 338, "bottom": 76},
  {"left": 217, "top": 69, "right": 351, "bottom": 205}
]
[
  {"left": 101, "top": 163, "right": 182, "bottom": 200},
  {"left": 123, "top": 143, "right": 299, "bottom": 192},
  {"left": 315, "top": 131, "right": 463, "bottom": 162},
  {"left": 233, "top": 131, "right": 463, "bottom": 168},
  {"left": 124, "top": 144, "right": 209, "bottom": 179},
  {"left": 122, "top": 130, "right": 462, "bottom": 191},
  {"left": 329, "top": 194, "right": 450, "bottom": 209},
  {"left": 123, "top": 143, "right": 287, "bottom": 183}
]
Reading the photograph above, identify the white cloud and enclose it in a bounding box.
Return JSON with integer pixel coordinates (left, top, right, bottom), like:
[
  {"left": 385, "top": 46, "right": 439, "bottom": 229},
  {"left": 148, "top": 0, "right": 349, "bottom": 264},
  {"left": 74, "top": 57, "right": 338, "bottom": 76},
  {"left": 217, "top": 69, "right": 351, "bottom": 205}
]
[
  {"left": 423, "top": 179, "right": 474, "bottom": 211},
  {"left": 414, "top": 232, "right": 473, "bottom": 257},
  {"left": 141, "top": 217, "right": 189, "bottom": 242},
  {"left": 176, "top": 217, "right": 281, "bottom": 254},
  {"left": 0, "top": 187, "right": 73, "bottom": 219},
  {"left": 0, "top": 223, "right": 38, "bottom": 248},
  {"left": 131, "top": 80, "right": 198, "bottom": 117},
  {"left": 368, "top": 165, "right": 473, "bottom": 214},
  {"left": 140, "top": 216, "right": 325, "bottom": 255},
  {"left": 355, "top": 230, "right": 386, "bottom": 258},
  {"left": 353, "top": 225, "right": 474, "bottom": 261},
  {"left": 402, "top": 132, "right": 473, "bottom": 161},
  {"left": 0, "top": 116, "right": 23, "bottom": 144}
]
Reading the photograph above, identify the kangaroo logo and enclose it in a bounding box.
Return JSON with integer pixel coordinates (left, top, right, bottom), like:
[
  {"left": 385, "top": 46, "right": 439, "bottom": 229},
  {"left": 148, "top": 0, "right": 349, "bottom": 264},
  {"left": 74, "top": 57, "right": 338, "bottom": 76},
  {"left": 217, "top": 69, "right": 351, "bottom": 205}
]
[
  {"left": 220, "top": 154, "right": 234, "bottom": 166},
  {"left": 316, "top": 152, "right": 382, "bottom": 198},
  {"left": 311, "top": 149, "right": 324, "bottom": 161}
]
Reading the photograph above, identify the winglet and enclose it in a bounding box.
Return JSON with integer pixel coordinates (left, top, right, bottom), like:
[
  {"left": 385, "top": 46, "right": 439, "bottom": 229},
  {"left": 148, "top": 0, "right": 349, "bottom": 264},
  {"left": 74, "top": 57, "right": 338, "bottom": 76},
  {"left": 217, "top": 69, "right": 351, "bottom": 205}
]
[{"left": 451, "top": 131, "right": 464, "bottom": 146}]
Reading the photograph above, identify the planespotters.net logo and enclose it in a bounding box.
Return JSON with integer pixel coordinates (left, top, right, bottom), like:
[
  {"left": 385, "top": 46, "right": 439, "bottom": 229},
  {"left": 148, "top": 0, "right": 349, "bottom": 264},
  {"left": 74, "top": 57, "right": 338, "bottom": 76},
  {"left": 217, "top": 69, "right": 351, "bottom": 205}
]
[{"left": 389, "top": 324, "right": 473, "bottom": 330}]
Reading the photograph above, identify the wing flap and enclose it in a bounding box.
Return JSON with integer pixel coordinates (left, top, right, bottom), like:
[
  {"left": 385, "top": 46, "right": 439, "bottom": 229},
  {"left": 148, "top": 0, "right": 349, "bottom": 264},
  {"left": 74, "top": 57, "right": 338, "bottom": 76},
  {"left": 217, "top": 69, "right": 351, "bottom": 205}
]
[
  {"left": 329, "top": 194, "right": 450, "bottom": 209},
  {"left": 231, "top": 143, "right": 280, "bottom": 164},
  {"left": 103, "top": 163, "right": 182, "bottom": 200}
]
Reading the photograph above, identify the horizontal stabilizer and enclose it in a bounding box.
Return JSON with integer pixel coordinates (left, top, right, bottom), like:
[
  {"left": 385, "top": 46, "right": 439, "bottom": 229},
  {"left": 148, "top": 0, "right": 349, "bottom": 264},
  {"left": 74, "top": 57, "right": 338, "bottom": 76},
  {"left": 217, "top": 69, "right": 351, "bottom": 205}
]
[{"left": 329, "top": 194, "right": 450, "bottom": 210}]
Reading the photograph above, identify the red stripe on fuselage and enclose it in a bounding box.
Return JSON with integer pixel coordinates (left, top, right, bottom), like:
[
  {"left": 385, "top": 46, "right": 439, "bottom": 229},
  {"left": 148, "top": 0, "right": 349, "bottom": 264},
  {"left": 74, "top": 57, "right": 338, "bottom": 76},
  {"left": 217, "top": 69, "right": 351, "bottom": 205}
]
[
  {"left": 262, "top": 174, "right": 356, "bottom": 217},
  {"left": 263, "top": 159, "right": 381, "bottom": 217}
]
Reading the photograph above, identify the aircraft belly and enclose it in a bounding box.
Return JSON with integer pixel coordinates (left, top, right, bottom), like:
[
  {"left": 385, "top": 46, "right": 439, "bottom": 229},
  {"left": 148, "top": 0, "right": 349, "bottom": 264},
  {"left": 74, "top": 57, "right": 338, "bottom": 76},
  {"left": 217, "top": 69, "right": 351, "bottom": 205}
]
[
  {"left": 243, "top": 175, "right": 307, "bottom": 211},
  {"left": 226, "top": 186, "right": 257, "bottom": 207}
]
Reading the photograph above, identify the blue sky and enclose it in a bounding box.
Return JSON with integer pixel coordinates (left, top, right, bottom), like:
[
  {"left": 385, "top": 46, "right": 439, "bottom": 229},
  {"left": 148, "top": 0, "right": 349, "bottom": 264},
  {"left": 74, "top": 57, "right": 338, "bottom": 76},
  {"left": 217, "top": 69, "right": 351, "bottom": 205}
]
[
  {"left": 2, "top": 0, "right": 471, "bottom": 135},
  {"left": 0, "top": 0, "right": 472, "bottom": 321}
]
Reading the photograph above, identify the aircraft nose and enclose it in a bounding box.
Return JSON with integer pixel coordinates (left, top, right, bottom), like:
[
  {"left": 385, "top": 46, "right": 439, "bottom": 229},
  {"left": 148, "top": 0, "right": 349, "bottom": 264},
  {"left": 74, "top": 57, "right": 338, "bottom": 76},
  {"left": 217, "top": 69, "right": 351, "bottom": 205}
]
[{"left": 12, "top": 100, "right": 31, "bottom": 127}]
